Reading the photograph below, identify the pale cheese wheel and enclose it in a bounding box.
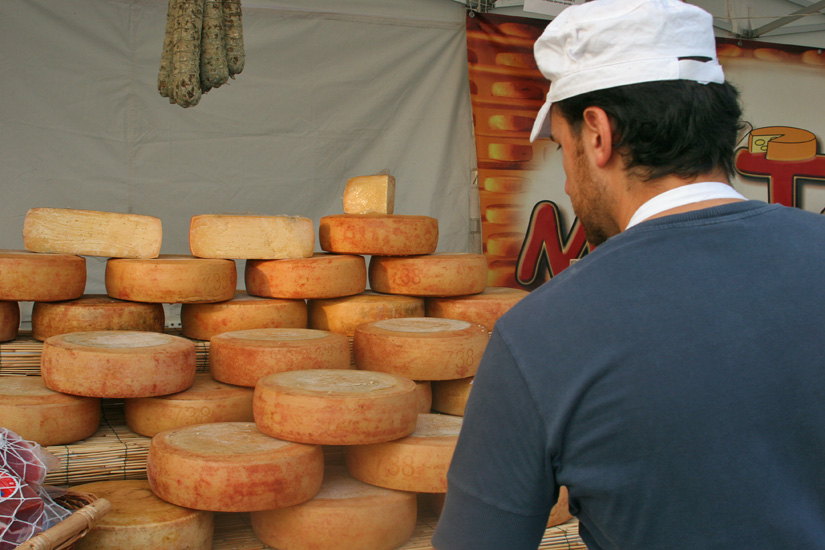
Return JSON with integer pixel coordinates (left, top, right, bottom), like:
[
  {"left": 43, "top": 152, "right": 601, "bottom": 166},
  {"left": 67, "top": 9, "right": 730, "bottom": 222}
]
[
  {"left": 0, "top": 376, "right": 100, "bottom": 446},
  {"left": 354, "top": 317, "right": 489, "bottom": 380},
  {"left": 31, "top": 294, "right": 165, "bottom": 341},
  {"left": 41, "top": 331, "right": 196, "bottom": 398},
  {"left": 307, "top": 291, "right": 425, "bottom": 337},
  {"left": 319, "top": 214, "right": 438, "bottom": 256},
  {"left": 342, "top": 174, "right": 396, "bottom": 215},
  {"left": 250, "top": 465, "right": 417, "bottom": 550},
  {"left": 209, "top": 328, "right": 351, "bottom": 387},
  {"left": 147, "top": 422, "right": 323, "bottom": 512},
  {"left": 124, "top": 373, "right": 254, "bottom": 437},
  {"left": 0, "top": 301, "right": 20, "bottom": 342},
  {"left": 345, "top": 413, "right": 461, "bottom": 493},
  {"left": 0, "top": 250, "right": 86, "bottom": 302},
  {"left": 71, "top": 480, "right": 213, "bottom": 550},
  {"left": 369, "top": 254, "right": 487, "bottom": 297},
  {"left": 415, "top": 380, "right": 433, "bottom": 414},
  {"left": 189, "top": 214, "right": 314, "bottom": 260},
  {"left": 23, "top": 208, "right": 162, "bottom": 259},
  {"left": 245, "top": 253, "right": 366, "bottom": 299},
  {"left": 430, "top": 377, "right": 473, "bottom": 416},
  {"left": 425, "top": 286, "right": 528, "bottom": 331},
  {"left": 253, "top": 369, "right": 418, "bottom": 445},
  {"left": 180, "top": 290, "right": 306, "bottom": 341},
  {"left": 105, "top": 255, "right": 236, "bottom": 303}
]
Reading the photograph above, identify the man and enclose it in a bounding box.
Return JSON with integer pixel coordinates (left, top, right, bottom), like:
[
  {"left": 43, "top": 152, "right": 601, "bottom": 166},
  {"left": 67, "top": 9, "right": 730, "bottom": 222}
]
[{"left": 432, "top": 0, "right": 825, "bottom": 549}]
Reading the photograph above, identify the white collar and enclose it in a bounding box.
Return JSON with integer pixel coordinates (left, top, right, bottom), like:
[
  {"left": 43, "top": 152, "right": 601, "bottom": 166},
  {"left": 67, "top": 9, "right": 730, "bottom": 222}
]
[{"left": 625, "top": 181, "right": 746, "bottom": 230}]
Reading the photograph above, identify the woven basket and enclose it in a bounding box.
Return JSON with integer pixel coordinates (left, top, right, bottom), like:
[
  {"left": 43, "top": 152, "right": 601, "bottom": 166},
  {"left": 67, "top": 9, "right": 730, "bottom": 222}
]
[{"left": 14, "top": 491, "right": 110, "bottom": 550}]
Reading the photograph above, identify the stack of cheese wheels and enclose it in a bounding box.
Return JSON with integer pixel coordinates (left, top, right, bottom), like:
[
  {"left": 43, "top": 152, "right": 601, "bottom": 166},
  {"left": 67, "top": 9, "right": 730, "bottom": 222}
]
[
  {"left": 180, "top": 290, "right": 307, "bottom": 341},
  {"left": 345, "top": 413, "right": 462, "bottom": 493},
  {"left": 41, "top": 331, "right": 196, "bottom": 398},
  {"left": 0, "top": 300, "right": 20, "bottom": 342},
  {"left": 306, "top": 291, "right": 434, "bottom": 412},
  {"left": 251, "top": 465, "right": 417, "bottom": 550},
  {"left": 105, "top": 255, "right": 236, "bottom": 303},
  {"left": 369, "top": 253, "right": 487, "bottom": 297},
  {"left": 245, "top": 253, "right": 366, "bottom": 299},
  {"left": 147, "top": 422, "right": 324, "bottom": 512},
  {"left": 253, "top": 369, "right": 418, "bottom": 445},
  {"left": 23, "top": 208, "right": 163, "bottom": 259},
  {"left": 0, "top": 250, "right": 86, "bottom": 302},
  {"left": 0, "top": 377, "right": 100, "bottom": 446},
  {"left": 70, "top": 480, "right": 213, "bottom": 550},
  {"left": 209, "top": 328, "right": 351, "bottom": 387},
  {"left": 31, "top": 294, "right": 165, "bottom": 341},
  {"left": 425, "top": 287, "right": 528, "bottom": 416},
  {"left": 319, "top": 214, "right": 438, "bottom": 256},
  {"left": 189, "top": 214, "right": 315, "bottom": 259},
  {"left": 124, "top": 373, "right": 254, "bottom": 437},
  {"left": 425, "top": 286, "right": 528, "bottom": 331},
  {"left": 353, "top": 317, "right": 489, "bottom": 381}
]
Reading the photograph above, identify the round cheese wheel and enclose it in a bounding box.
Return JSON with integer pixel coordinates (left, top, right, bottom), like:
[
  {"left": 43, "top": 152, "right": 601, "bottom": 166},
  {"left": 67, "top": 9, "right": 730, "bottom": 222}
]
[
  {"left": 245, "top": 253, "right": 366, "bottom": 300},
  {"left": 0, "top": 250, "right": 86, "bottom": 302},
  {"left": 430, "top": 377, "right": 473, "bottom": 416},
  {"left": 253, "top": 369, "right": 418, "bottom": 445},
  {"left": 71, "top": 480, "right": 213, "bottom": 550},
  {"left": 307, "top": 291, "right": 425, "bottom": 337},
  {"left": 124, "top": 373, "right": 254, "bottom": 437},
  {"left": 345, "top": 413, "right": 461, "bottom": 493},
  {"left": 485, "top": 203, "right": 522, "bottom": 225},
  {"left": 0, "top": 301, "right": 20, "bottom": 342},
  {"left": 425, "top": 287, "right": 528, "bottom": 331},
  {"left": 353, "top": 318, "right": 489, "bottom": 380},
  {"left": 0, "top": 376, "right": 100, "bottom": 446},
  {"left": 189, "top": 214, "right": 314, "bottom": 260},
  {"left": 482, "top": 175, "right": 528, "bottom": 193},
  {"left": 23, "top": 208, "right": 163, "bottom": 259},
  {"left": 147, "top": 422, "right": 323, "bottom": 512},
  {"left": 319, "top": 215, "right": 438, "bottom": 256},
  {"left": 209, "top": 328, "right": 351, "bottom": 387},
  {"left": 105, "top": 255, "right": 236, "bottom": 304},
  {"left": 414, "top": 380, "right": 433, "bottom": 414},
  {"left": 41, "top": 331, "right": 196, "bottom": 398},
  {"left": 180, "top": 291, "right": 306, "bottom": 341},
  {"left": 368, "top": 254, "right": 487, "bottom": 297},
  {"left": 250, "top": 465, "right": 417, "bottom": 550},
  {"left": 31, "top": 294, "right": 165, "bottom": 342}
]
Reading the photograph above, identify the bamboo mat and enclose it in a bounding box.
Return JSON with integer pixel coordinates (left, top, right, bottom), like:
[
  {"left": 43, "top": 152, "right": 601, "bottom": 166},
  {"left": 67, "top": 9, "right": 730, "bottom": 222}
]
[
  {"left": 44, "top": 400, "right": 151, "bottom": 486},
  {"left": 0, "top": 330, "right": 211, "bottom": 376},
  {"left": 211, "top": 508, "right": 586, "bottom": 550}
]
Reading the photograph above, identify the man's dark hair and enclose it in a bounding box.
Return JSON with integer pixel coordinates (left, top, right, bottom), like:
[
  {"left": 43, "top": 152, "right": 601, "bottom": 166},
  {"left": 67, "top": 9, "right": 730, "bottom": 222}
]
[{"left": 555, "top": 80, "right": 743, "bottom": 182}]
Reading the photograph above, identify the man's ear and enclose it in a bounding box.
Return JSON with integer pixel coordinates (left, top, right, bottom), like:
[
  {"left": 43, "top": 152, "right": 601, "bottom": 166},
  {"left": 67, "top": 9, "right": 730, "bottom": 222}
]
[{"left": 581, "top": 107, "right": 613, "bottom": 168}]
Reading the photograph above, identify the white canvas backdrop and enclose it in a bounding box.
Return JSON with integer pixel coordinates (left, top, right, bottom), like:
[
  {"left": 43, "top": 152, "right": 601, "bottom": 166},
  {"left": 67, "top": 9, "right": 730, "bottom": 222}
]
[{"left": 0, "top": 0, "right": 476, "bottom": 323}]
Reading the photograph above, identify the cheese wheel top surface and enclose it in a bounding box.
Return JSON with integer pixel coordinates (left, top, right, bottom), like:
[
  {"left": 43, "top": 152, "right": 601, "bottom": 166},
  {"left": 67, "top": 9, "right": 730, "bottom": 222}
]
[
  {"left": 371, "top": 317, "right": 473, "bottom": 333},
  {"left": 406, "top": 413, "right": 463, "bottom": 440},
  {"left": 259, "top": 369, "right": 414, "bottom": 397},
  {"left": 54, "top": 331, "right": 181, "bottom": 349},
  {"left": 215, "top": 328, "right": 329, "bottom": 343},
  {"left": 160, "top": 422, "right": 300, "bottom": 457},
  {"left": 71, "top": 480, "right": 201, "bottom": 526},
  {"left": 313, "top": 466, "right": 405, "bottom": 501},
  {"left": 0, "top": 376, "right": 88, "bottom": 404},
  {"left": 151, "top": 373, "right": 252, "bottom": 402}
]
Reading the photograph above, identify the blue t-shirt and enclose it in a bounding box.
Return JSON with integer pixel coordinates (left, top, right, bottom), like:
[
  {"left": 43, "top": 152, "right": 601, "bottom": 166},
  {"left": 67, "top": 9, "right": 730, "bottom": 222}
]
[{"left": 433, "top": 201, "right": 825, "bottom": 549}]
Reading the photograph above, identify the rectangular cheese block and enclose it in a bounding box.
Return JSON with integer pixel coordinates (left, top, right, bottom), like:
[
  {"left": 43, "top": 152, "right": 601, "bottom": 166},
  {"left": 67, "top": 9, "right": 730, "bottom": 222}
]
[
  {"left": 343, "top": 174, "right": 396, "bottom": 214},
  {"left": 23, "top": 208, "right": 162, "bottom": 259},
  {"left": 189, "top": 214, "right": 314, "bottom": 259}
]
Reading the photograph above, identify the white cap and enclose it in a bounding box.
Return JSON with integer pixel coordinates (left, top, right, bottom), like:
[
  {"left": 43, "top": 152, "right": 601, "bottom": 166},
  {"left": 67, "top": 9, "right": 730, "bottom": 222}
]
[{"left": 530, "top": 0, "right": 725, "bottom": 142}]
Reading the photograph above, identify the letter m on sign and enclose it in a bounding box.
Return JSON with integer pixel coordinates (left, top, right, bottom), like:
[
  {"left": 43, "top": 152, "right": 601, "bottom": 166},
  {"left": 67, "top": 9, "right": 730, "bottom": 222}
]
[{"left": 516, "top": 201, "right": 589, "bottom": 286}]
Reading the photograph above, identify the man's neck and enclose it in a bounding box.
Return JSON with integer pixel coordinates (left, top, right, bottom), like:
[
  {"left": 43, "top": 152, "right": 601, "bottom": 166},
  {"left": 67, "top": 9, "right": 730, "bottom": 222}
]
[{"left": 616, "top": 171, "right": 741, "bottom": 231}]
